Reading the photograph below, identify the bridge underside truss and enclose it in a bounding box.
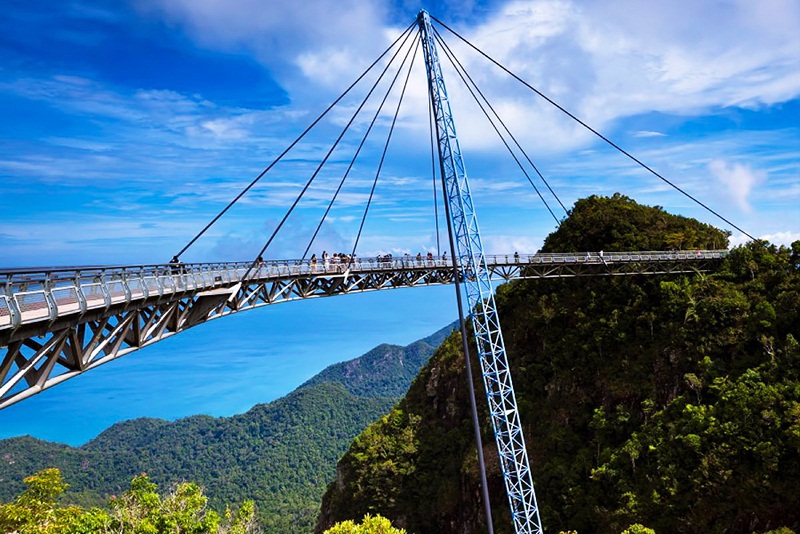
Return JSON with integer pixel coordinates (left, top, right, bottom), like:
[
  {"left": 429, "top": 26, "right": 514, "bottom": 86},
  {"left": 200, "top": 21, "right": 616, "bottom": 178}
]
[
  {"left": 0, "top": 251, "right": 724, "bottom": 409},
  {"left": 490, "top": 254, "right": 723, "bottom": 280}
]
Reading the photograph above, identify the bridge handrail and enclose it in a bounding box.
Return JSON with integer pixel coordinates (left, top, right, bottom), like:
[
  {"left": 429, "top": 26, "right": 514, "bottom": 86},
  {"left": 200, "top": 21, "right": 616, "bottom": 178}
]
[
  {"left": 1, "top": 250, "right": 729, "bottom": 290},
  {"left": 0, "top": 249, "right": 728, "bottom": 282},
  {"left": 0, "top": 250, "right": 728, "bottom": 331},
  {"left": 488, "top": 249, "right": 728, "bottom": 263}
]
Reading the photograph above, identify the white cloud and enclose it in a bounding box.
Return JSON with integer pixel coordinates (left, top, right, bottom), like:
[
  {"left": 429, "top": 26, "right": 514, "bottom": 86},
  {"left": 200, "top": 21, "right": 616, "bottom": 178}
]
[
  {"left": 729, "top": 230, "right": 800, "bottom": 247},
  {"left": 129, "top": 0, "right": 800, "bottom": 157},
  {"left": 450, "top": 0, "right": 800, "bottom": 144},
  {"left": 482, "top": 234, "right": 544, "bottom": 254},
  {"left": 761, "top": 231, "right": 800, "bottom": 246},
  {"left": 197, "top": 117, "right": 252, "bottom": 140},
  {"left": 134, "top": 0, "right": 391, "bottom": 82},
  {"left": 708, "top": 159, "right": 767, "bottom": 212},
  {"left": 633, "top": 131, "right": 667, "bottom": 138}
]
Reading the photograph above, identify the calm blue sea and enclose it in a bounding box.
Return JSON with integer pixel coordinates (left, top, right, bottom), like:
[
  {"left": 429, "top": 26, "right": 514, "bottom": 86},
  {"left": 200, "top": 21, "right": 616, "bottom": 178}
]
[{"left": 0, "top": 286, "right": 457, "bottom": 446}]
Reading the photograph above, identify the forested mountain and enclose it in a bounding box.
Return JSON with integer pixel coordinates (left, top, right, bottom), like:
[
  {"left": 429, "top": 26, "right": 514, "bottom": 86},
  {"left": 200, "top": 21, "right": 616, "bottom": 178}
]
[
  {"left": 301, "top": 324, "right": 455, "bottom": 397},
  {"left": 318, "top": 195, "right": 800, "bottom": 533},
  {"left": 0, "top": 323, "right": 455, "bottom": 533}
]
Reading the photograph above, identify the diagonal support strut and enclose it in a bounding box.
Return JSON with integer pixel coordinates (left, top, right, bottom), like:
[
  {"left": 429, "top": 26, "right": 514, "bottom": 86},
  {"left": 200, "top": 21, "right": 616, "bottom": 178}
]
[{"left": 417, "top": 10, "right": 544, "bottom": 534}]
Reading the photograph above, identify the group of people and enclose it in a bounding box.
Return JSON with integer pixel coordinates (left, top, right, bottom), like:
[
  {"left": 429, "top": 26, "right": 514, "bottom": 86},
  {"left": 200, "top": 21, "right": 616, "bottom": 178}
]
[
  {"left": 249, "top": 250, "right": 451, "bottom": 272},
  {"left": 400, "top": 251, "right": 447, "bottom": 265},
  {"left": 309, "top": 250, "right": 451, "bottom": 268},
  {"left": 308, "top": 251, "right": 356, "bottom": 271}
]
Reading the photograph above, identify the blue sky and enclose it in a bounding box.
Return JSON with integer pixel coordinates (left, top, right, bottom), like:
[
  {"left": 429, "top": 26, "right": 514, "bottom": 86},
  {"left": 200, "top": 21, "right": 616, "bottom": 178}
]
[{"left": 1, "top": 0, "right": 799, "bottom": 444}]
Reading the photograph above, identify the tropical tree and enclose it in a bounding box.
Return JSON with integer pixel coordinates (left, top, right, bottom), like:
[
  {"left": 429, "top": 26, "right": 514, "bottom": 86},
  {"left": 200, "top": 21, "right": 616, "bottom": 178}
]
[
  {"left": 0, "top": 469, "right": 258, "bottom": 534},
  {"left": 324, "top": 514, "right": 406, "bottom": 534},
  {"left": 0, "top": 468, "right": 108, "bottom": 533}
]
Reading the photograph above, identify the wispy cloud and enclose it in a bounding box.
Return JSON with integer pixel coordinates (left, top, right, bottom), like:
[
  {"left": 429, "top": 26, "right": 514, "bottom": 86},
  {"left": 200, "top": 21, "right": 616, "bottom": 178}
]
[
  {"left": 708, "top": 159, "right": 767, "bottom": 213},
  {"left": 633, "top": 131, "right": 667, "bottom": 138}
]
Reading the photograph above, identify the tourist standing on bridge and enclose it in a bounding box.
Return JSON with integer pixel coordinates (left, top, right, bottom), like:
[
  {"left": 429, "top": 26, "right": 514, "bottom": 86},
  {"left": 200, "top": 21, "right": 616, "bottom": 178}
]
[{"left": 169, "top": 256, "right": 185, "bottom": 275}]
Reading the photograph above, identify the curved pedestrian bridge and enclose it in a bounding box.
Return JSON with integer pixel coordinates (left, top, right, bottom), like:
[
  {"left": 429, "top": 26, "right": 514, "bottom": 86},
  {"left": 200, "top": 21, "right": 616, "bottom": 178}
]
[{"left": 0, "top": 250, "right": 726, "bottom": 408}]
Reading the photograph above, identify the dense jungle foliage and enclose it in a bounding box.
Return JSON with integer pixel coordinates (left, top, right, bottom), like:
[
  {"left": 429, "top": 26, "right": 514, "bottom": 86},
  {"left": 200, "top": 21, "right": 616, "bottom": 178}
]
[
  {"left": 0, "top": 326, "right": 453, "bottom": 534},
  {"left": 318, "top": 195, "right": 800, "bottom": 533}
]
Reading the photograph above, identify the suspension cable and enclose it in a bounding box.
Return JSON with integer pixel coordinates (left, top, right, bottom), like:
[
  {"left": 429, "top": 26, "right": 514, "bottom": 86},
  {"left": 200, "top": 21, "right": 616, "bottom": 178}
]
[
  {"left": 294, "top": 26, "right": 417, "bottom": 260},
  {"left": 172, "top": 21, "right": 417, "bottom": 260},
  {"left": 434, "top": 30, "right": 562, "bottom": 225},
  {"left": 301, "top": 29, "right": 421, "bottom": 260},
  {"left": 431, "top": 15, "right": 757, "bottom": 241},
  {"left": 350, "top": 36, "right": 421, "bottom": 259},
  {"left": 428, "top": 71, "right": 442, "bottom": 255},
  {"left": 243, "top": 35, "right": 419, "bottom": 280},
  {"left": 434, "top": 26, "right": 568, "bottom": 217}
]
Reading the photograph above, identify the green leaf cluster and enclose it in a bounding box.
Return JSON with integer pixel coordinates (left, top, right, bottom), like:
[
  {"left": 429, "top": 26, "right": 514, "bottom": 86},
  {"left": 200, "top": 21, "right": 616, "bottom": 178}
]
[
  {"left": 541, "top": 193, "right": 730, "bottom": 252},
  {"left": 324, "top": 514, "right": 406, "bottom": 534},
  {"left": 0, "top": 468, "right": 257, "bottom": 534}
]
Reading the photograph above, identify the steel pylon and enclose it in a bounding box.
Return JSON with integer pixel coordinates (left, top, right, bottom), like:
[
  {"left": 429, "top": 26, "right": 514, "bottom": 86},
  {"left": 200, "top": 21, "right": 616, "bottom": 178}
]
[{"left": 417, "top": 10, "right": 544, "bottom": 534}]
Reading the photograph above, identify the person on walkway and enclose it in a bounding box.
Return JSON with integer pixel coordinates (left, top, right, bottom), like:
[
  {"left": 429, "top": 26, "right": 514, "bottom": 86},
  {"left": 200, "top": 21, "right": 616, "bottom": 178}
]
[{"left": 169, "top": 256, "right": 183, "bottom": 275}]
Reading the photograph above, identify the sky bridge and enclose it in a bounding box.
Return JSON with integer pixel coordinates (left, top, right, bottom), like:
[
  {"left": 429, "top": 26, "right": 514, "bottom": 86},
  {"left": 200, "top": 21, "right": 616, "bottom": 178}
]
[{"left": 1, "top": 249, "right": 725, "bottom": 409}]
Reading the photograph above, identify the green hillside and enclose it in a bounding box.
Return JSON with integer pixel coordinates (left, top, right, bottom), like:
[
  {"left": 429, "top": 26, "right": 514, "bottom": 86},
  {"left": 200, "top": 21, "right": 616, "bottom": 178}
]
[
  {"left": 301, "top": 322, "right": 456, "bottom": 397},
  {"left": 0, "top": 327, "right": 453, "bottom": 532},
  {"left": 317, "top": 195, "right": 800, "bottom": 533}
]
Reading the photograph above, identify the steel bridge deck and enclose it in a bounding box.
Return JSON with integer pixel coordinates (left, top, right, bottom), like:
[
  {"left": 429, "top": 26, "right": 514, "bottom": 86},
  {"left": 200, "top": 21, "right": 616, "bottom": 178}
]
[{"left": 1, "top": 250, "right": 725, "bottom": 409}]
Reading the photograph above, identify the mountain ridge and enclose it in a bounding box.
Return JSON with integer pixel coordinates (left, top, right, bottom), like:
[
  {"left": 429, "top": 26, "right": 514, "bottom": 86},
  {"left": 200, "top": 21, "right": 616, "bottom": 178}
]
[{"left": 0, "top": 323, "right": 455, "bottom": 532}]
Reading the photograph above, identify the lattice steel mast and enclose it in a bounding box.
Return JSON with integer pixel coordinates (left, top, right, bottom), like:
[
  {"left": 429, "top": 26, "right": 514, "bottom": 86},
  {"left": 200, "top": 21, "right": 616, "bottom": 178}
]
[{"left": 417, "top": 11, "right": 544, "bottom": 534}]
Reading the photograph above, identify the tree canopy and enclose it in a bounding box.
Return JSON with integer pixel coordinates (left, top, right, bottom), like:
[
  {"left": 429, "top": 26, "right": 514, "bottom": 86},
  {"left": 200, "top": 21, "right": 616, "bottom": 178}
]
[
  {"left": 0, "top": 469, "right": 257, "bottom": 534},
  {"left": 541, "top": 193, "right": 730, "bottom": 252},
  {"left": 324, "top": 514, "right": 406, "bottom": 534}
]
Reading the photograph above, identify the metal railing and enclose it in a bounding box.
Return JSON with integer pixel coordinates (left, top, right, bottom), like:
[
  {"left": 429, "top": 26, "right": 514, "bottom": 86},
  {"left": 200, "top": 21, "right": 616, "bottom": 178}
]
[{"left": 0, "top": 250, "right": 727, "bottom": 331}]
